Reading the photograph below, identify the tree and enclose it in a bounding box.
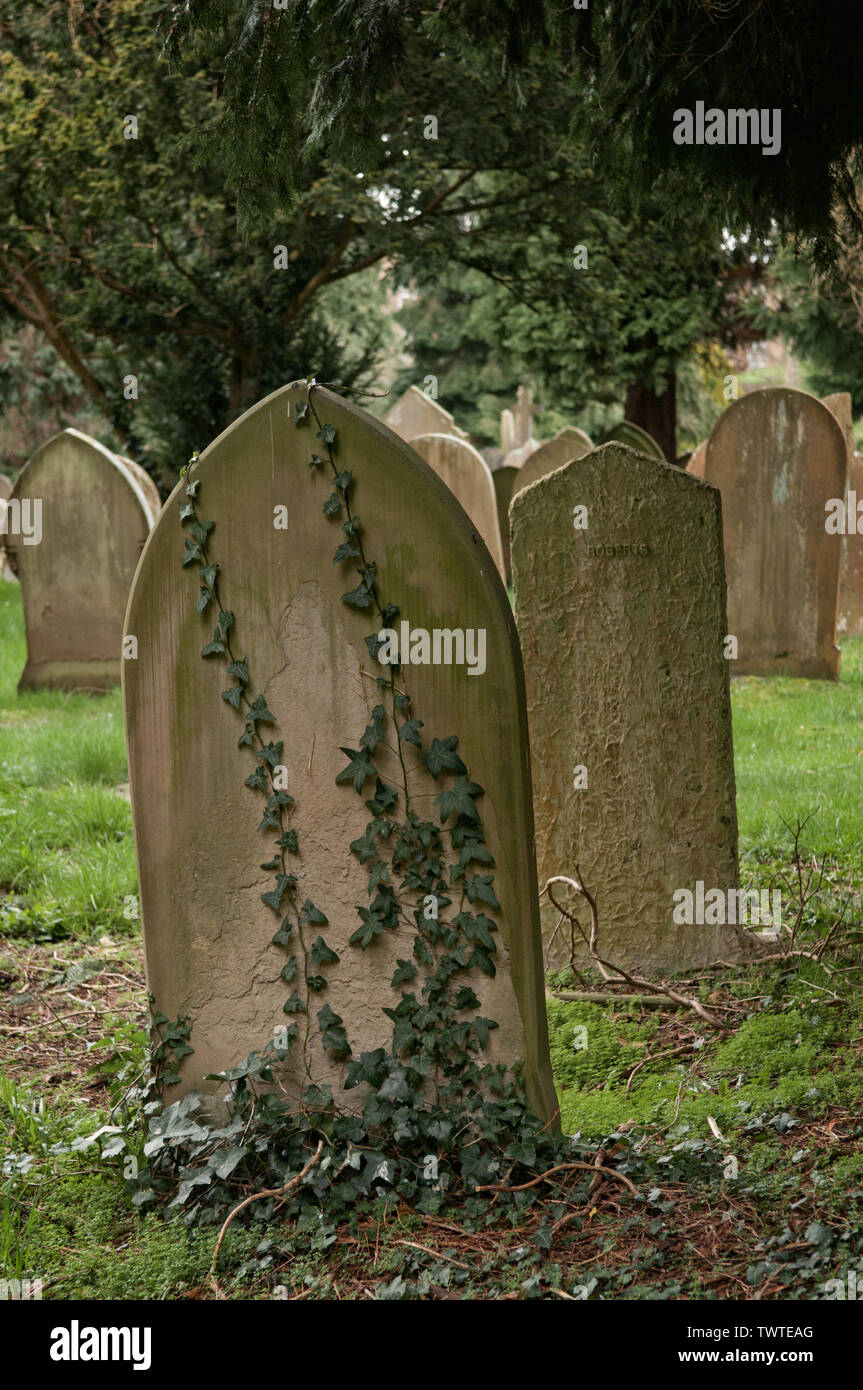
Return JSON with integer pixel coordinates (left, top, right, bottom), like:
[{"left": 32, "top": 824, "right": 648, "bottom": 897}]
[{"left": 166, "top": 1, "right": 863, "bottom": 259}]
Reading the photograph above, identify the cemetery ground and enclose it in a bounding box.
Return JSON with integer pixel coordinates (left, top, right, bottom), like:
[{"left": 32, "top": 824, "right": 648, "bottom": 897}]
[{"left": 1, "top": 580, "right": 862, "bottom": 1302}]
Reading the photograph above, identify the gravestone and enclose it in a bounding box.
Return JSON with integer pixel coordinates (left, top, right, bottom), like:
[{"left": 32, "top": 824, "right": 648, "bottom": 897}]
[
  {"left": 119, "top": 455, "right": 163, "bottom": 521},
  {"left": 502, "top": 435, "right": 543, "bottom": 470},
  {"left": 511, "top": 427, "right": 592, "bottom": 501},
  {"left": 686, "top": 441, "right": 707, "bottom": 479},
  {"left": 124, "top": 383, "right": 557, "bottom": 1123},
  {"left": 703, "top": 389, "right": 845, "bottom": 678},
  {"left": 821, "top": 393, "right": 863, "bottom": 639},
  {"left": 600, "top": 421, "right": 666, "bottom": 461},
  {"left": 492, "top": 466, "right": 519, "bottom": 586},
  {"left": 0, "top": 474, "right": 17, "bottom": 582},
  {"left": 411, "top": 433, "right": 506, "bottom": 578},
  {"left": 512, "top": 443, "right": 747, "bottom": 971},
  {"left": 382, "top": 385, "right": 468, "bottom": 443},
  {"left": 8, "top": 429, "right": 156, "bottom": 691}
]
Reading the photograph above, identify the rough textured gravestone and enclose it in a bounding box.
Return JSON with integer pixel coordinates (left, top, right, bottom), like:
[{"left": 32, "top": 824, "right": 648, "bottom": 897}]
[
  {"left": 382, "top": 385, "right": 468, "bottom": 443},
  {"left": 512, "top": 443, "right": 746, "bottom": 971},
  {"left": 686, "top": 441, "right": 707, "bottom": 479},
  {"left": 703, "top": 389, "right": 845, "bottom": 678},
  {"left": 8, "top": 429, "right": 156, "bottom": 691},
  {"left": 412, "top": 433, "right": 506, "bottom": 578},
  {"left": 821, "top": 393, "right": 863, "bottom": 639},
  {"left": 511, "top": 427, "right": 592, "bottom": 500},
  {"left": 124, "top": 383, "right": 557, "bottom": 1123},
  {"left": 492, "top": 465, "right": 519, "bottom": 586},
  {"left": 600, "top": 421, "right": 666, "bottom": 461},
  {"left": 0, "top": 474, "right": 17, "bottom": 582}
]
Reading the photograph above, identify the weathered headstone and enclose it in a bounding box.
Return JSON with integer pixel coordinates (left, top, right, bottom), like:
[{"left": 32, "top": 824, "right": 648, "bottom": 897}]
[
  {"left": 492, "top": 466, "right": 519, "bottom": 586},
  {"left": 502, "top": 435, "right": 543, "bottom": 470},
  {"left": 8, "top": 429, "right": 156, "bottom": 691},
  {"left": 600, "top": 420, "right": 666, "bottom": 461},
  {"left": 0, "top": 474, "right": 17, "bottom": 583},
  {"left": 119, "top": 454, "right": 163, "bottom": 521},
  {"left": 511, "top": 427, "right": 592, "bottom": 501},
  {"left": 382, "top": 385, "right": 468, "bottom": 443},
  {"left": 703, "top": 389, "right": 845, "bottom": 678},
  {"left": 124, "top": 383, "right": 557, "bottom": 1123},
  {"left": 512, "top": 443, "right": 747, "bottom": 971},
  {"left": 411, "top": 433, "right": 506, "bottom": 578},
  {"left": 821, "top": 393, "right": 863, "bottom": 639}
]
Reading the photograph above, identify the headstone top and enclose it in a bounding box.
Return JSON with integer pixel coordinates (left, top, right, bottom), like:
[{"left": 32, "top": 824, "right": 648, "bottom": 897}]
[
  {"left": 411, "top": 432, "right": 506, "bottom": 578},
  {"left": 382, "top": 384, "right": 468, "bottom": 443},
  {"left": 511, "top": 427, "right": 592, "bottom": 499}
]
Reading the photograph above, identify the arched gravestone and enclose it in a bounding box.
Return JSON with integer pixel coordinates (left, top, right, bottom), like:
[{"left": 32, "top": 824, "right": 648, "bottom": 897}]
[
  {"left": 8, "top": 429, "right": 156, "bottom": 691},
  {"left": 821, "top": 393, "right": 863, "bottom": 640},
  {"left": 511, "top": 427, "right": 592, "bottom": 501},
  {"left": 124, "top": 383, "right": 557, "bottom": 1123},
  {"left": 512, "top": 443, "right": 748, "bottom": 972},
  {"left": 411, "top": 433, "right": 506, "bottom": 579},
  {"left": 119, "top": 454, "right": 163, "bottom": 522},
  {"left": 703, "top": 389, "right": 845, "bottom": 678},
  {"left": 382, "top": 385, "right": 468, "bottom": 443},
  {"left": 492, "top": 466, "right": 519, "bottom": 586},
  {"left": 0, "top": 474, "right": 17, "bottom": 582},
  {"left": 600, "top": 421, "right": 666, "bottom": 461}
]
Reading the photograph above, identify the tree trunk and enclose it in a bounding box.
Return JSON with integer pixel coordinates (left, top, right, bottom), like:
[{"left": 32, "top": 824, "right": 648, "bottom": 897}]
[{"left": 624, "top": 371, "right": 677, "bottom": 462}]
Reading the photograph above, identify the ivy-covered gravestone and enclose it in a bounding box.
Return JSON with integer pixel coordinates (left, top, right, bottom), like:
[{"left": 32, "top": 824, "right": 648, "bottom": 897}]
[
  {"left": 124, "top": 383, "right": 558, "bottom": 1126},
  {"left": 8, "top": 429, "right": 157, "bottom": 691},
  {"left": 512, "top": 443, "right": 748, "bottom": 972}
]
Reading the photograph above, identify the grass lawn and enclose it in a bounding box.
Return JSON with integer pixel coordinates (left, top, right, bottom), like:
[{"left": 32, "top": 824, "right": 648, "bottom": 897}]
[{"left": 1, "top": 576, "right": 862, "bottom": 1300}]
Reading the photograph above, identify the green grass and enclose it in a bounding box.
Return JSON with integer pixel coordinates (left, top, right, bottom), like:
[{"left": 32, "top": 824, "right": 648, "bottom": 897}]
[{"left": 0, "top": 581, "right": 136, "bottom": 938}]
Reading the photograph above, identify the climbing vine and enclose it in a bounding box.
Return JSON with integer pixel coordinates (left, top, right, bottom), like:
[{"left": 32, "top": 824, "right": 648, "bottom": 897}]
[{"left": 131, "top": 381, "right": 568, "bottom": 1239}]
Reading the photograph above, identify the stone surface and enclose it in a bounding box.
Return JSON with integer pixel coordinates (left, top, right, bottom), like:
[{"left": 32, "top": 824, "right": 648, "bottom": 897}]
[
  {"left": 412, "top": 433, "right": 506, "bottom": 578},
  {"left": 502, "top": 435, "right": 543, "bottom": 470},
  {"left": 600, "top": 421, "right": 666, "bottom": 461},
  {"left": 0, "top": 473, "right": 17, "bottom": 583},
  {"left": 118, "top": 455, "right": 162, "bottom": 523},
  {"left": 703, "top": 389, "right": 845, "bottom": 678},
  {"left": 511, "top": 428, "right": 592, "bottom": 500},
  {"left": 686, "top": 441, "right": 707, "bottom": 479},
  {"left": 512, "top": 443, "right": 746, "bottom": 971},
  {"left": 492, "top": 465, "right": 519, "bottom": 586},
  {"left": 821, "top": 393, "right": 863, "bottom": 640},
  {"left": 124, "top": 383, "right": 557, "bottom": 1123},
  {"left": 382, "top": 385, "right": 468, "bottom": 443},
  {"left": 8, "top": 429, "right": 154, "bottom": 690}
]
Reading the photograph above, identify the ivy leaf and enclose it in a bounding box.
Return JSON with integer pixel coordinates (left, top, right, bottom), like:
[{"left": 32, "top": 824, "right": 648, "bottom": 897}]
[
  {"left": 217, "top": 610, "right": 235, "bottom": 635},
  {"left": 182, "top": 538, "right": 202, "bottom": 567},
  {"left": 391, "top": 959, "right": 416, "bottom": 988},
  {"left": 318, "top": 1004, "right": 350, "bottom": 1057},
  {"left": 191, "top": 520, "right": 214, "bottom": 545},
  {"left": 425, "top": 736, "right": 468, "bottom": 779},
  {"left": 199, "top": 563, "right": 219, "bottom": 590},
  {"left": 248, "top": 694, "right": 276, "bottom": 724},
  {"left": 260, "top": 857, "right": 281, "bottom": 871},
  {"left": 323, "top": 492, "right": 342, "bottom": 517},
  {"left": 256, "top": 740, "right": 284, "bottom": 767},
  {"left": 467, "top": 946, "right": 496, "bottom": 977},
  {"left": 349, "top": 907, "right": 383, "bottom": 949},
  {"left": 278, "top": 829, "right": 299, "bottom": 853},
  {"left": 437, "top": 777, "right": 484, "bottom": 824},
  {"left": 280, "top": 957, "right": 298, "bottom": 984},
  {"left": 398, "top": 718, "right": 423, "bottom": 747},
  {"left": 196, "top": 589, "right": 213, "bottom": 614},
  {"left": 365, "top": 779, "right": 398, "bottom": 816},
  {"left": 308, "top": 452, "right": 324, "bottom": 469},
  {"left": 333, "top": 470, "right": 352, "bottom": 493},
  {"left": 261, "top": 874, "right": 296, "bottom": 912},
  {"left": 237, "top": 723, "right": 256, "bottom": 747},
  {"left": 185, "top": 479, "right": 200, "bottom": 498},
  {"left": 201, "top": 631, "right": 226, "bottom": 658},
  {"left": 358, "top": 707, "right": 386, "bottom": 754},
  {"left": 283, "top": 992, "right": 305, "bottom": 1015},
  {"left": 300, "top": 899, "right": 328, "bottom": 926},
  {"left": 336, "top": 746, "right": 377, "bottom": 793},
  {"left": 221, "top": 684, "right": 245, "bottom": 710},
  {"left": 227, "top": 659, "right": 249, "bottom": 685},
  {"left": 341, "top": 580, "right": 372, "bottom": 609},
  {"left": 316, "top": 423, "right": 336, "bottom": 446},
  {"left": 367, "top": 861, "right": 391, "bottom": 894},
  {"left": 294, "top": 400, "right": 309, "bottom": 425},
  {"left": 473, "top": 1017, "right": 498, "bottom": 1048},
  {"left": 465, "top": 875, "right": 501, "bottom": 911},
  {"left": 310, "top": 937, "right": 340, "bottom": 968},
  {"left": 271, "top": 920, "right": 293, "bottom": 947},
  {"left": 244, "top": 765, "right": 269, "bottom": 792},
  {"left": 364, "top": 633, "right": 385, "bottom": 661},
  {"left": 179, "top": 502, "right": 195, "bottom": 522},
  {"left": 459, "top": 843, "right": 495, "bottom": 868},
  {"left": 380, "top": 603, "right": 400, "bottom": 626},
  {"left": 333, "top": 540, "right": 361, "bottom": 563},
  {"left": 349, "top": 819, "right": 391, "bottom": 864},
  {"left": 306, "top": 975, "right": 328, "bottom": 992}
]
